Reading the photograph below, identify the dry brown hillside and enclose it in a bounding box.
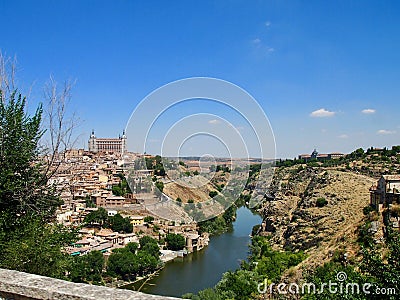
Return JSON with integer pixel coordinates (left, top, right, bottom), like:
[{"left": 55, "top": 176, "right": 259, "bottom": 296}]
[
  {"left": 163, "top": 175, "right": 216, "bottom": 202},
  {"left": 163, "top": 171, "right": 228, "bottom": 203},
  {"left": 259, "top": 166, "right": 375, "bottom": 281}
]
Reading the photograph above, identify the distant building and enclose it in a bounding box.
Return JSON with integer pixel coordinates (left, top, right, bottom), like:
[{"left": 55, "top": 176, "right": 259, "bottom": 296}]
[
  {"left": 107, "top": 210, "right": 118, "bottom": 217},
  {"left": 298, "top": 149, "right": 345, "bottom": 161},
  {"left": 63, "top": 148, "right": 85, "bottom": 159},
  {"left": 184, "top": 232, "right": 209, "bottom": 252},
  {"left": 93, "top": 194, "right": 126, "bottom": 208},
  {"left": 88, "top": 130, "right": 127, "bottom": 153},
  {"left": 370, "top": 175, "right": 400, "bottom": 212},
  {"left": 330, "top": 152, "right": 345, "bottom": 159},
  {"left": 130, "top": 215, "right": 145, "bottom": 226}
]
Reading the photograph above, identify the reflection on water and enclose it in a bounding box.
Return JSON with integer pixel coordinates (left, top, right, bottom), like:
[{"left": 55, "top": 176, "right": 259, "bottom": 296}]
[{"left": 127, "top": 206, "right": 261, "bottom": 297}]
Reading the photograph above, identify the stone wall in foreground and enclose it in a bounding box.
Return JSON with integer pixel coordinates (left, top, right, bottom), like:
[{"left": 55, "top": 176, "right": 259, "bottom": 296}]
[{"left": 0, "top": 268, "right": 181, "bottom": 300}]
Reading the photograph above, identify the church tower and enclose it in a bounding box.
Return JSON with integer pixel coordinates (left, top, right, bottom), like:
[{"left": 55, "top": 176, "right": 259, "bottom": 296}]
[
  {"left": 311, "top": 148, "right": 318, "bottom": 159},
  {"left": 88, "top": 130, "right": 98, "bottom": 152},
  {"left": 121, "top": 130, "right": 127, "bottom": 153}
]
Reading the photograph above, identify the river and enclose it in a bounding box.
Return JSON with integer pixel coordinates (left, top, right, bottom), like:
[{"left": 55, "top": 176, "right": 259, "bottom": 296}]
[{"left": 129, "top": 206, "right": 261, "bottom": 297}]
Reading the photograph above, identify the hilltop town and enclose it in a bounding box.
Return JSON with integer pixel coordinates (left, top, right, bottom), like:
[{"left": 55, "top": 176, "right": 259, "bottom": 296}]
[{"left": 50, "top": 132, "right": 211, "bottom": 268}]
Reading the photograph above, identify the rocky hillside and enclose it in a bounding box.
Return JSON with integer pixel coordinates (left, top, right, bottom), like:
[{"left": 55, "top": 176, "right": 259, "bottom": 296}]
[
  {"left": 163, "top": 169, "right": 229, "bottom": 203},
  {"left": 259, "top": 166, "right": 375, "bottom": 277},
  {"left": 163, "top": 175, "right": 216, "bottom": 203}
]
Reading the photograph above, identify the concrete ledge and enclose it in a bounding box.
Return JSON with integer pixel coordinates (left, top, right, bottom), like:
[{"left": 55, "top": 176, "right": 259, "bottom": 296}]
[{"left": 0, "top": 268, "right": 181, "bottom": 300}]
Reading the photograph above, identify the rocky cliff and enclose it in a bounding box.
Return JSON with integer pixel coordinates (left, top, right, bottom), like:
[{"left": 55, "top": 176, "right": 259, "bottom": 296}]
[{"left": 259, "top": 166, "right": 375, "bottom": 275}]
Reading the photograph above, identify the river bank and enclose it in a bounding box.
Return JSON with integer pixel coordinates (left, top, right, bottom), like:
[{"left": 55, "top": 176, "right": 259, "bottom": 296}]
[
  {"left": 123, "top": 206, "right": 261, "bottom": 297},
  {"left": 109, "top": 250, "right": 189, "bottom": 289}
]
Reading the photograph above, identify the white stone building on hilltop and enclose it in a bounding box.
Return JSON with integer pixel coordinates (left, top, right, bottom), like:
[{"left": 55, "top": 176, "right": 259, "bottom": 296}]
[{"left": 88, "top": 130, "right": 127, "bottom": 154}]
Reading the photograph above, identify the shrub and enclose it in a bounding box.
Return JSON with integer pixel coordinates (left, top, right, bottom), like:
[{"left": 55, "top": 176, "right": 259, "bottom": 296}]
[
  {"left": 252, "top": 224, "right": 261, "bottom": 236},
  {"left": 209, "top": 191, "right": 218, "bottom": 198},
  {"left": 316, "top": 197, "right": 328, "bottom": 207},
  {"left": 363, "top": 205, "right": 374, "bottom": 215},
  {"left": 144, "top": 216, "right": 154, "bottom": 223}
]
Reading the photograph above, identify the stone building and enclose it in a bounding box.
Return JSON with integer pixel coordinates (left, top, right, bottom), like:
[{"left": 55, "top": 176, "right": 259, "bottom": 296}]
[
  {"left": 88, "top": 130, "right": 127, "bottom": 154},
  {"left": 298, "top": 149, "right": 345, "bottom": 161},
  {"left": 92, "top": 194, "right": 126, "bottom": 208},
  {"left": 184, "top": 232, "right": 209, "bottom": 252},
  {"left": 370, "top": 175, "right": 400, "bottom": 211}
]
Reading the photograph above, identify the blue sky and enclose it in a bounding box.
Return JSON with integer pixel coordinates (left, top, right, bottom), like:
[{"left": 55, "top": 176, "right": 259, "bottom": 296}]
[{"left": 1, "top": 0, "right": 400, "bottom": 158}]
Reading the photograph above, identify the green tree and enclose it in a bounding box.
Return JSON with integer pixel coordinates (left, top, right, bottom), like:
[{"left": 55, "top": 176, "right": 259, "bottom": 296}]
[
  {"left": 0, "top": 88, "right": 77, "bottom": 278},
  {"left": 106, "top": 241, "right": 160, "bottom": 280},
  {"left": 222, "top": 205, "right": 236, "bottom": 224},
  {"left": 111, "top": 185, "right": 123, "bottom": 196},
  {"left": 125, "top": 242, "right": 139, "bottom": 254},
  {"left": 70, "top": 250, "right": 105, "bottom": 283},
  {"left": 215, "top": 270, "right": 258, "bottom": 299},
  {"left": 84, "top": 207, "right": 109, "bottom": 227},
  {"left": 154, "top": 180, "right": 164, "bottom": 199},
  {"left": 109, "top": 213, "right": 133, "bottom": 233},
  {"left": 139, "top": 236, "right": 160, "bottom": 258},
  {"left": 209, "top": 191, "right": 218, "bottom": 198},
  {"left": 85, "top": 250, "right": 104, "bottom": 278},
  {"left": 144, "top": 215, "right": 154, "bottom": 223},
  {"left": 145, "top": 155, "right": 165, "bottom": 176},
  {"left": 141, "top": 241, "right": 160, "bottom": 258},
  {"left": 1, "top": 218, "right": 77, "bottom": 279},
  {"left": 155, "top": 181, "right": 164, "bottom": 192},
  {"left": 198, "top": 215, "right": 229, "bottom": 235},
  {"left": 165, "top": 233, "right": 186, "bottom": 251},
  {"left": 136, "top": 251, "right": 159, "bottom": 275},
  {"left": 0, "top": 91, "right": 61, "bottom": 223},
  {"left": 85, "top": 197, "right": 96, "bottom": 208},
  {"left": 107, "top": 249, "right": 138, "bottom": 280},
  {"left": 112, "top": 173, "right": 132, "bottom": 196},
  {"left": 139, "top": 235, "right": 157, "bottom": 247}
]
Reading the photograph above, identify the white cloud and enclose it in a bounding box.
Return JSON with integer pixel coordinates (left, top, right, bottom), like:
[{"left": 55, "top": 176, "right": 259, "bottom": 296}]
[
  {"left": 338, "top": 134, "right": 349, "bottom": 139},
  {"left": 251, "top": 37, "right": 275, "bottom": 54},
  {"left": 208, "top": 119, "right": 221, "bottom": 125},
  {"left": 265, "top": 21, "right": 271, "bottom": 27},
  {"left": 310, "top": 108, "right": 336, "bottom": 118},
  {"left": 362, "top": 108, "right": 376, "bottom": 114},
  {"left": 377, "top": 129, "right": 396, "bottom": 135}
]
